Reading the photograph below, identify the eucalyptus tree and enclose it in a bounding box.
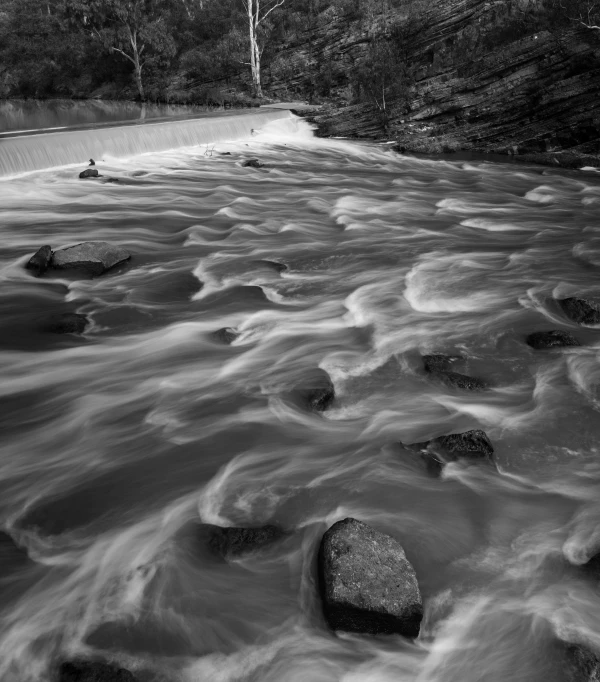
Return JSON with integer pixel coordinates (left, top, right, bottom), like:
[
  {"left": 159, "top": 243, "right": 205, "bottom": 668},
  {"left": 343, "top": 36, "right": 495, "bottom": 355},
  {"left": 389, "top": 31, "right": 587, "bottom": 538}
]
[
  {"left": 63, "top": 0, "right": 176, "bottom": 99},
  {"left": 241, "top": 0, "right": 286, "bottom": 97}
]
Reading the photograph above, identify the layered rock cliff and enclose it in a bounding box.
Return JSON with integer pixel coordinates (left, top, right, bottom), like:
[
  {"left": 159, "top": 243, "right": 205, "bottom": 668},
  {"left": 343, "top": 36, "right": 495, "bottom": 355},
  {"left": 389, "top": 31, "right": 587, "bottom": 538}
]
[{"left": 271, "top": 0, "right": 600, "bottom": 167}]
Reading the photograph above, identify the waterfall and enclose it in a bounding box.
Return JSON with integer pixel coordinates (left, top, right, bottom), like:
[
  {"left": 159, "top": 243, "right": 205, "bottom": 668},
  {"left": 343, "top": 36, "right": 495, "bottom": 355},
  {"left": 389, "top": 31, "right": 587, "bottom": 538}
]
[{"left": 0, "top": 108, "right": 292, "bottom": 178}]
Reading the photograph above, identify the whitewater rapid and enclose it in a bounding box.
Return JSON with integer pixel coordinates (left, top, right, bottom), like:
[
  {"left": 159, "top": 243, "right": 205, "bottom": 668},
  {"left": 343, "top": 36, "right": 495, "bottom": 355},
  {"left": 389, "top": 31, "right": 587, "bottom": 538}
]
[{"left": 0, "top": 114, "right": 600, "bottom": 681}]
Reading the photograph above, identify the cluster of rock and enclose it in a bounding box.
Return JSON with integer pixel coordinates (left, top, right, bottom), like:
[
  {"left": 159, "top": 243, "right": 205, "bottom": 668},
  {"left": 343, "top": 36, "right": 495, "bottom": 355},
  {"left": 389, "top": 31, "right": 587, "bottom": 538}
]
[
  {"left": 25, "top": 241, "right": 131, "bottom": 336},
  {"left": 56, "top": 515, "right": 423, "bottom": 680},
  {"left": 77, "top": 161, "right": 119, "bottom": 183},
  {"left": 526, "top": 296, "right": 600, "bottom": 349},
  {"left": 27, "top": 242, "right": 131, "bottom": 279},
  {"left": 412, "top": 294, "right": 600, "bottom": 475}
]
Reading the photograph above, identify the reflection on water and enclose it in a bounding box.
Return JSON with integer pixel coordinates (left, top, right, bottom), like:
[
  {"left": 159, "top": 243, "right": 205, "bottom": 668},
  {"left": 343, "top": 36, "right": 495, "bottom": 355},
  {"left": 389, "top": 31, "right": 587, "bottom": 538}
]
[
  {"left": 0, "top": 99, "right": 209, "bottom": 133},
  {"left": 0, "top": 116, "right": 599, "bottom": 681}
]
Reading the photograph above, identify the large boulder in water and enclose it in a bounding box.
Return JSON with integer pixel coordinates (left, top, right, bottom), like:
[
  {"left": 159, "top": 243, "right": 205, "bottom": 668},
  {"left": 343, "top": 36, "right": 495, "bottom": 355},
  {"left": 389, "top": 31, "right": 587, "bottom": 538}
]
[
  {"left": 564, "top": 644, "right": 600, "bottom": 682},
  {"left": 57, "top": 660, "right": 137, "bottom": 681},
  {"left": 559, "top": 297, "right": 600, "bottom": 326},
  {"left": 50, "top": 242, "right": 130, "bottom": 276},
  {"left": 242, "top": 158, "right": 263, "bottom": 168},
  {"left": 297, "top": 368, "right": 335, "bottom": 411},
  {"left": 200, "top": 524, "right": 286, "bottom": 559},
  {"left": 318, "top": 518, "right": 423, "bottom": 637},
  {"left": 526, "top": 330, "right": 580, "bottom": 349},
  {"left": 26, "top": 245, "right": 53, "bottom": 276},
  {"left": 413, "top": 429, "right": 494, "bottom": 474}
]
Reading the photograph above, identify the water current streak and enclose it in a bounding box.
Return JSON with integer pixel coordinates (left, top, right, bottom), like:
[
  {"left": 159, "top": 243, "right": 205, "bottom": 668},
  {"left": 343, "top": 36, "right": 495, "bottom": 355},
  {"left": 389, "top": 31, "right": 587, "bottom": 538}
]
[{"left": 0, "top": 115, "right": 599, "bottom": 681}]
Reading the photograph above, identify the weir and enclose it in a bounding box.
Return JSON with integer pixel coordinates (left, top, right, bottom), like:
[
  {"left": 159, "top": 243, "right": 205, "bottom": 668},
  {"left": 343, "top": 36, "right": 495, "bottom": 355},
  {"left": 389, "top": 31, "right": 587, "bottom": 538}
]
[{"left": 0, "top": 108, "right": 292, "bottom": 177}]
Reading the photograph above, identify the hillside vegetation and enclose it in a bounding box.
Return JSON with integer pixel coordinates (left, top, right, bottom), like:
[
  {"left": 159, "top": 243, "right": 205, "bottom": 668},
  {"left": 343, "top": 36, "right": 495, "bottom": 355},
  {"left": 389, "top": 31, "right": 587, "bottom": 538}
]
[{"left": 1, "top": 0, "right": 599, "bottom": 164}]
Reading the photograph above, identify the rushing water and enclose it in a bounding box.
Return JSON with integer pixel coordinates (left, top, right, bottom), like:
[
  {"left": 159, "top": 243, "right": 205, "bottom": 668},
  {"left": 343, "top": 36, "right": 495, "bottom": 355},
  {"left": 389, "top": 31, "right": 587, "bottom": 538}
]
[
  {"left": 1, "top": 115, "right": 600, "bottom": 681},
  {"left": 0, "top": 109, "right": 290, "bottom": 177}
]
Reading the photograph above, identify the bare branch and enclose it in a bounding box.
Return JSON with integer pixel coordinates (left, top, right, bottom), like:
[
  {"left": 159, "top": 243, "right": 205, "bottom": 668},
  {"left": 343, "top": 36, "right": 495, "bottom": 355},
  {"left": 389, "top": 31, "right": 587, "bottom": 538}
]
[
  {"left": 258, "top": 0, "right": 285, "bottom": 25},
  {"left": 111, "top": 46, "right": 136, "bottom": 65}
]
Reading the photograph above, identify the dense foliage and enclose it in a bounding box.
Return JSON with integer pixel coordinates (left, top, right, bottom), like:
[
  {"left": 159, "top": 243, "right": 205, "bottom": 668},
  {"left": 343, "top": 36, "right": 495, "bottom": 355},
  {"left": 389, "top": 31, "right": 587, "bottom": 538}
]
[{"left": 0, "top": 0, "right": 597, "bottom": 104}]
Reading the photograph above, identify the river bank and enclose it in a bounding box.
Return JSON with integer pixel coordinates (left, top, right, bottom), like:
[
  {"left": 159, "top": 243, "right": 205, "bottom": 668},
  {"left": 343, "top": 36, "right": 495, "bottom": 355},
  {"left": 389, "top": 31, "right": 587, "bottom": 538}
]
[{"left": 293, "top": 102, "right": 600, "bottom": 171}]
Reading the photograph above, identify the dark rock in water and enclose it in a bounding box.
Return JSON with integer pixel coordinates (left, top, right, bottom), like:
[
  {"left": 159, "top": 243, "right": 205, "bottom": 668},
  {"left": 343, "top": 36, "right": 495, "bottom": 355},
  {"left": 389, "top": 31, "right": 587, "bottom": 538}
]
[
  {"left": 46, "top": 313, "right": 88, "bottom": 335},
  {"left": 420, "top": 429, "right": 494, "bottom": 473},
  {"left": 102, "top": 177, "right": 120, "bottom": 184},
  {"left": 422, "top": 353, "right": 487, "bottom": 390},
  {"left": 564, "top": 644, "right": 600, "bottom": 682},
  {"left": 559, "top": 297, "right": 600, "bottom": 326},
  {"left": 242, "top": 158, "right": 263, "bottom": 168},
  {"left": 212, "top": 327, "right": 239, "bottom": 344},
  {"left": 432, "top": 429, "right": 494, "bottom": 459},
  {"left": 58, "top": 660, "right": 138, "bottom": 682},
  {"left": 220, "top": 152, "right": 232, "bottom": 156},
  {"left": 526, "top": 330, "right": 580, "bottom": 349},
  {"left": 26, "top": 245, "right": 53, "bottom": 276},
  {"left": 299, "top": 368, "right": 335, "bottom": 411},
  {"left": 422, "top": 353, "right": 463, "bottom": 373},
  {"left": 255, "top": 259, "right": 288, "bottom": 273},
  {"left": 201, "top": 524, "right": 286, "bottom": 559},
  {"left": 51, "top": 242, "right": 130, "bottom": 276},
  {"left": 88, "top": 159, "right": 95, "bottom": 166},
  {"left": 431, "top": 369, "right": 488, "bottom": 391},
  {"left": 318, "top": 517, "right": 422, "bottom": 637},
  {"left": 79, "top": 168, "right": 101, "bottom": 179}
]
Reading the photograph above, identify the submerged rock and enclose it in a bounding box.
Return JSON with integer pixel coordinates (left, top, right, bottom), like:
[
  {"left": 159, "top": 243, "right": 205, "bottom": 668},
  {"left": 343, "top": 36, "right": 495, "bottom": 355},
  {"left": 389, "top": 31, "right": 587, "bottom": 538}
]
[
  {"left": 319, "top": 518, "right": 422, "bottom": 637},
  {"left": 526, "top": 330, "right": 580, "bottom": 349},
  {"left": 559, "top": 297, "right": 600, "bottom": 326},
  {"left": 422, "top": 353, "right": 463, "bottom": 373},
  {"left": 212, "top": 327, "right": 239, "bottom": 344},
  {"left": 242, "top": 158, "right": 263, "bottom": 168},
  {"left": 58, "top": 659, "right": 138, "bottom": 681},
  {"left": 564, "top": 643, "right": 600, "bottom": 682},
  {"left": 78, "top": 168, "right": 101, "bottom": 179},
  {"left": 26, "top": 245, "right": 53, "bottom": 276},
  {"left": 431, "top": 369, "right": 488, "bottom": 391},
  {"left": 51, "top": 242, "right": 130, "bottom": 276},
  {"left": 45, "top": 313, "right": 88, "bottom": 335},
  {"left": 298, "top": 368, "right": 335, "bottom": 411},
  {"left": 422, "top": 354, "right": 487, "bottom": 390},
  {"left": 201, "top": 524, "right": 286, "bottom": 559},
  {"left": 423, "top": 429, "right": 494, "bottom": 473},
  {"left": 255, "top": 259, "right": 288, "bottom": 273}
]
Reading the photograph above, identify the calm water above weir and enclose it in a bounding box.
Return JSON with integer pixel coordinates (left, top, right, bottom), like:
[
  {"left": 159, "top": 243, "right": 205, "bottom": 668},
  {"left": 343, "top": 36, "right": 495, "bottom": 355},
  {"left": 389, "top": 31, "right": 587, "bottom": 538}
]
[
  {"left": 0, "top": 99, "right": 209, "bottom": 134},
  {"left": 1, "top": 115, "right": 600, "bottom": 681}
]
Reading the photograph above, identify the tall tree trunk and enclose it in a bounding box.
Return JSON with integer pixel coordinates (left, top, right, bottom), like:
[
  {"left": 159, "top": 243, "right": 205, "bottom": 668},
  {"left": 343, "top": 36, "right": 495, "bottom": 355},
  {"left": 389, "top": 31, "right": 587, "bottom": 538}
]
[
  {"left": 247, "top": 0, "right": 263, "bottom": 98},
  {"left": 129, "top": 28, "right": 145, "bottom": 101},
  {"left": 133, "top": 54, "right": 145, "bottom": 100}
]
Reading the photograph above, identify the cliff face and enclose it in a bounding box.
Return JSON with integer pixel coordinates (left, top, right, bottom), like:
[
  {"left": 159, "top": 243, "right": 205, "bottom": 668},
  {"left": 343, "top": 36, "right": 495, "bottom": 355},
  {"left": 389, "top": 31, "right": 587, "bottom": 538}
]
[{"left": 273, "top": 0, "right": 600, "bottom": 166}]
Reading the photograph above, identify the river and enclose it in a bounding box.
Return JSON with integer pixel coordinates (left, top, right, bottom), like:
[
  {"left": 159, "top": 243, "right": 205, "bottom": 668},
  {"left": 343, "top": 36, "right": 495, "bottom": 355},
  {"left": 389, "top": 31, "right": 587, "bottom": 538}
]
[{"left": 1, "top": 111, "right": 600, "bottom": 681}]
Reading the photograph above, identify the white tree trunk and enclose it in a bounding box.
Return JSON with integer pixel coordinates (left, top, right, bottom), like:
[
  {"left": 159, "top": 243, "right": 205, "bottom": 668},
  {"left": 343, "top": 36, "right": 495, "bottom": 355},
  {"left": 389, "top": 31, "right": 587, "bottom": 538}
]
[{"left": 247, "top": 0, "right": 263, "bottom": 98}]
